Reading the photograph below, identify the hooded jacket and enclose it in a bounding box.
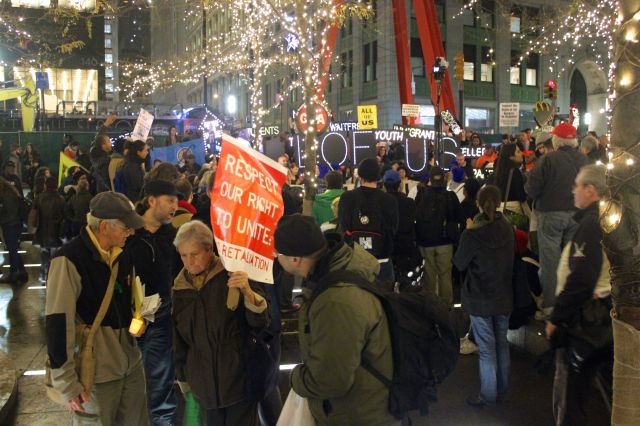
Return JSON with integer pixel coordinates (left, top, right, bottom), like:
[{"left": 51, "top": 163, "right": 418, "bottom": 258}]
[
  {"left": 172, "top": 259, "right": 269, "bottom": 410},
  {"left": 312, "top": 188, "right": 344, "bottom": 225},
  {"left": 89, "top": 146, "right": 111, "bottom": 193},
  {"left": 292, "top": 236, "right": 398, "bottom": 426},
  {"left": 34, "top": 190, "right": 65, "bottom": 247},
  {"left": 453, "top": 213, "right": 515, "bottom": 317},
  {"left": 122, "top": 156, "right": 146, "bottom": 202}
]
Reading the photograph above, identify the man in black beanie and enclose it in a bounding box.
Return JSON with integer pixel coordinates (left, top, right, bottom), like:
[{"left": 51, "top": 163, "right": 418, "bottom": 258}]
[
  {"left": 337, "top": 157, "right": 399, "bottom": 284},
  {"left": 273, "top": 214, "right": 397, "bottom": 425}
]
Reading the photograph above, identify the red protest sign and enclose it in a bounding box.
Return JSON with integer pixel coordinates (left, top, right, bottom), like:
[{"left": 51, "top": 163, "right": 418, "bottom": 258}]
[{"left": 210, "top": 135, "right": 288, "bottom": 284}]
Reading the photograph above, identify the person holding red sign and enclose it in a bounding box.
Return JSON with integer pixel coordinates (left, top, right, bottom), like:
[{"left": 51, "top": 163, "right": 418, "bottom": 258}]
[{"left": 172, "top": 220, "right": 270, "bottom": 426}]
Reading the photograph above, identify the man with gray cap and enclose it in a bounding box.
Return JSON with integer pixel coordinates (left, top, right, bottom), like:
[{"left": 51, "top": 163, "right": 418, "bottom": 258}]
[
  {"left": 124, "top": 180, "right": 179, "bottom": 425},
  {"left": 338, "top": 158, "right": 399, "bottom": 283},
  {"left": 45, "top": 191, "right": 149, "bottom": 425},
  {"left": 273, "top": 214, "right": 398, "bottom": 425}
]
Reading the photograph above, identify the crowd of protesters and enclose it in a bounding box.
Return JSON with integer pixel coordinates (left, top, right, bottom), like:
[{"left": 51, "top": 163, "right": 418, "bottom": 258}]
[{"left": 0, "top": 121, "right": 614, "bottom": 425}]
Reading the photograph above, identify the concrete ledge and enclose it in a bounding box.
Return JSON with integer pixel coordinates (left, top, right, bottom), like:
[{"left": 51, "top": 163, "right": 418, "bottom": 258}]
[{"left": 0, "top": 350, "right": 18, "bottom": 424}]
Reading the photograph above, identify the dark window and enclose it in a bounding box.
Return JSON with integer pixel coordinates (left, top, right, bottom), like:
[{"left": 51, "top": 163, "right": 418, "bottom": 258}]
[{"left": 463, "top": 44, "right": 476, "bottom": 81}]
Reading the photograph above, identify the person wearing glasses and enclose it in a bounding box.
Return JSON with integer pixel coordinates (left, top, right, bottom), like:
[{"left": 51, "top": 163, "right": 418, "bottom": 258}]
[{"left": 45, "top": 191, "right": 150, "bottom": 425}]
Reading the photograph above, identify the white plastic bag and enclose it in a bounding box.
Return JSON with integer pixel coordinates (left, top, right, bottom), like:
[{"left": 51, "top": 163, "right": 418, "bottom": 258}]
[{"left": 276, "top": 389, "right": 315, "bottom": 426}]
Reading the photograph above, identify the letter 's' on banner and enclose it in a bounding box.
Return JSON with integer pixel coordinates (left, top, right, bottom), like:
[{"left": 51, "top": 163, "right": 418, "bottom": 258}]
[{"left": 210, "top": 135, "right": 288, "bottom": 284}]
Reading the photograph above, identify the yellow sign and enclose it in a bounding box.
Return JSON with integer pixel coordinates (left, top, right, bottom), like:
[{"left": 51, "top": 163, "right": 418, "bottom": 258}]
[
  {"left": 58, "top": 152, "right": 82, "bottom": 186},
  {"left": 357, "top": 105, "right": 378, "bottom": 130}
]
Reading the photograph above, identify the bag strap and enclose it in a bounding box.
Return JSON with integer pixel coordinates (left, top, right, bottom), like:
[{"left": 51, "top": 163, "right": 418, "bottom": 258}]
[
  {"left": 503, "top": 168, "right": 514, "bottom": 209},
  {"left": 85, "top": 262, "right": 120, "bottom": 346}
]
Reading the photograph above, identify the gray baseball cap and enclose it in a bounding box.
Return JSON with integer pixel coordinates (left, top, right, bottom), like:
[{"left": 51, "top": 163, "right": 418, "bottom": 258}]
[{"left": 89, "top": 192, "right": 145, "bottom": 229}]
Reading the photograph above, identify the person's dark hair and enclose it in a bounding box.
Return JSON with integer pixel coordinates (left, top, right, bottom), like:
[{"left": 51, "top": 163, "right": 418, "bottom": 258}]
[
  {"left": 45, "top": 176, "right": 57, "bottom": 190},
  {"left": 113, "top": 137, "right": 126, "bottom": 155},
  {"left": 145, "top": 162, "right": 179, "bottom": 183},
  {"left": 463, "top": 178, "right": 481, "bottom": 203},
  {"left": 325, "top": 171, "right": 343, "bottom": 190},
  {"left": 383, "top": 180, "right": 401, "bottom": 192},
  {"left": 494, "top": 143, "right": 519, "bottom": 192},
  {"left": 69, "top": 141, "right": 80, "bottom": 148},
  {"left": 126, "top": 140, "right": 146, "bottom": 160},
  {"left": 93, "top": 133, "right": 109, "bottom": 149},
  {"left": 477, "top": 185, "right": 501, "bottom": 222},
  {"left": 175, "top": 178, "right": 193, "bottom": 201},
  {"left": 72, "top": 170, "right": 88, "bottom": 184},
  {"left": 67, "top": 166, "right": 79, "bottom": 177}
]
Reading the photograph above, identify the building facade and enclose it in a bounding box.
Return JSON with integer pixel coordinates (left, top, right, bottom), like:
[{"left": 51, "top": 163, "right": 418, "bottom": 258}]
[{"left": 150, "top": 0, "right": 609, "bottom": 137}]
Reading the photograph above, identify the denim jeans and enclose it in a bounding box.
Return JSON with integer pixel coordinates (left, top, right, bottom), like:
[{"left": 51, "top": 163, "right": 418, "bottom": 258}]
[
  {"left": 470, "top": 314, "right": 510, "bottom": 403},
  {"left": 537, "top": 211, "right": 578, "bottom": 308},
  {"left": 137, "top": 303, "right": 177, "bottom": 426},
  {"left": 1, "top": 222, "right": 24, "bottom": 274}
]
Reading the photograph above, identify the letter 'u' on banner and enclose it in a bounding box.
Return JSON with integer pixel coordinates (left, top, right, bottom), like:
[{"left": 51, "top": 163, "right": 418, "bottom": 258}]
[{"left": 210, "top": 134, "right": 288, "bottom": 284}]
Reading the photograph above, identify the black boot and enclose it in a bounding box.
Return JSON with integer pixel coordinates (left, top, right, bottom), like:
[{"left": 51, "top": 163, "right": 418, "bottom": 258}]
[{"left": 15, "top": 269, "right": 28, "bottom": 283}]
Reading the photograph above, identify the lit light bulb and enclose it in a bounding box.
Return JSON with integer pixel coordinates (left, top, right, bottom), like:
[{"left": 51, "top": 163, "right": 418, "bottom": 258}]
[
  {"left": 607, "top": 162, "right": 614, "bottom": 170},
  {"left": 626, "top": 158, "right": 635, "bottom": 166},
  {"left": 600, "top": 199, "right": 623, "bottom": 233}
]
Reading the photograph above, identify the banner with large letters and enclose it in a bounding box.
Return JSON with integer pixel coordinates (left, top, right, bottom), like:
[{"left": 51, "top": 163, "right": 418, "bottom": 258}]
[{"left": 210, "top": 135, "right": 288, "bottom": 284}]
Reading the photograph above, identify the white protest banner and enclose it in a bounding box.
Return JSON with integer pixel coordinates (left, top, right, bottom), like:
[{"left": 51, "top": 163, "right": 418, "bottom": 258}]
[
  {"left": 499, "top": 103, "right": 520, "bottom": 128},
  {"left": 401, "top": 103, "right": 420, "bottom": 118},
  {"left": 210, "top": 135, "right": 288, "bottom": 284},
  {"left": 130, "top": 108, "right": 154, "bottom": 141}
]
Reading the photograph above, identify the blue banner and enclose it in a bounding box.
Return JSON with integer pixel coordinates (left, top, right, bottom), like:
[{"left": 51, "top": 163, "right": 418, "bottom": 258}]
[{"left": 150, "top": 139, "right": 206, "bottom": 166}]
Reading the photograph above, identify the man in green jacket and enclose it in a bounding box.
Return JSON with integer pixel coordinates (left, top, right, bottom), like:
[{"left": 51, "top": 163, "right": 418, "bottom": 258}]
[
  {"left": 312, "top": 171, "right": 344, "bottom": 226},
  {"left": 274, "top": 214, "right": 399, "bottom": 426}
]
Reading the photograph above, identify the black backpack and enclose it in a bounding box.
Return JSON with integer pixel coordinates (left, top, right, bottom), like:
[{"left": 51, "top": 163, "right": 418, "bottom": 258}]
[
  {"left": 343, "top": 190, "right": 387, "bottom": 258},
  {"left": 312, "top": 269, "right": 460, "bottom": 419},
  {"left": 415, "top": 187, "right": 459, "bottom": 244}
]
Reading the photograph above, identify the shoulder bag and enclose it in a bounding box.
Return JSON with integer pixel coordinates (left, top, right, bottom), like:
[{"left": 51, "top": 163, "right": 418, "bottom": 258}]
[{"left": 45, "top": 263, "right": 120, "bottom": 404}]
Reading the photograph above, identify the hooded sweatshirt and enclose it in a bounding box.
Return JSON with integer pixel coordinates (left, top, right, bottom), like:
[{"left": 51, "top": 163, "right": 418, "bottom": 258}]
[{"left": 453, "top": 212, "right": 515, "bottom": 316}]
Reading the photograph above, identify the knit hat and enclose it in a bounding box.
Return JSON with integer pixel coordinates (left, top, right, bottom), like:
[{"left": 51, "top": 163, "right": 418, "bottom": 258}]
[
  {"left": 451, "top": 167, "right": 466, "bottom": 183},
  {"left": 429, "top": 167, "right": 446, "bottom": 187},
  {"left": 357, "top": 158, "right": 380, "bottom": 182},
  {"left": 383, "top": 170, "right": 401, "bottom": 184},
  {"left": 274, "top": 214, "right": 326, "bottom": 256}
]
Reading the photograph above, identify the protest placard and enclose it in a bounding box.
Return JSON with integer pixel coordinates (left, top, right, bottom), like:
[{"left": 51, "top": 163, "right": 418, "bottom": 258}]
[
  {"left": 131, "top": 108, "right": 154, "bottom": 142},
  {"left": 210, "top": 135, "right": 288, "bottom": 284}
]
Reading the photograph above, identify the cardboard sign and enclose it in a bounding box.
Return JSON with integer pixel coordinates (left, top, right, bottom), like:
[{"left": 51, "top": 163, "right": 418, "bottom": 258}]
[
  {"left": 357, "top": 105, "right": 378, "bottom": 129},
  {"left": 131, "top": 108, "right": 154, "bottom": 141},
  {"left": 499, "top": 103, "right": 520, "bottom": 128},
  {"left": 210, "top": 135, "right": 288, "bottom": 284},
  {"left": 401, "top": 104, "right": 420, "bottom": 118}
]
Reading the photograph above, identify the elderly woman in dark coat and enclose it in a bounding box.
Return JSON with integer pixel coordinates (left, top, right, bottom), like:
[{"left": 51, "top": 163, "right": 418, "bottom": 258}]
[{"left": 172, "top": 220, "right": 269, "bottom": 426}]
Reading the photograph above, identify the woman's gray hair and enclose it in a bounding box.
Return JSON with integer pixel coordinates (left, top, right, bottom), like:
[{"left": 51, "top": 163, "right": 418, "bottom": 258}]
[
  {"left": 174, "top": 220, "right": 214, "bottom": 251},
  {"left": 577, "top": 164, "right": 607, "bottom": 197},
  {"left": 552, "top": 135, "right": 578, "bottom": 149}
]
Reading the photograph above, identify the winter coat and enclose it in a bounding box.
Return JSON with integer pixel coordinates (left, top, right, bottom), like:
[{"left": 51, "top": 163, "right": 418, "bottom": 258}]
[
  {"left": 124, "top": 223, "right": 179, "bottom": 302},
  {"left": 121, "top": 156, "right": 145, "bottom": 202},
  {"left": 387, "top": 191, "right": 416, "bottom": 256},
  {"left": 551, "top": 202, "right": 611, "bottom": 326},
  {"left": 172, "top": 259, "right": 269, "bottom": 410},
  {"left": 525, "top": 146, "right": 588, "bottom": 212},
  {"left": 312, "top": 188, "right": 344, "bottom": 225},
  {"left": 292, "top": 236, "right": 398, "bottom": 426},
  {"left": 453, "top": 212, "right": 515, "bottom": 317},
  {"left": 64, "top": 187, "right": 92, "bottom": 224},
  {"left": 90, "top": 146, "right": 111, "bottom": 193},
  {"left": 0, "top": 182, "right": 22, "bottom": 226},
  {"left": 108, "top": 153, "right": 125, "bottom": 192},
  {"left": 497, "top": 167, "right": 527, "bottom": 202},
  {"left": 34, "top": 190, "right": 65, "bottom": 247}
]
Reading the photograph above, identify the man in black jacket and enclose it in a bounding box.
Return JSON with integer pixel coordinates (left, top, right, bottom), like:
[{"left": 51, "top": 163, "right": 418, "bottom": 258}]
[
  {"left": 525, "top": 123, "right": 588, "bottom": 318},
  {"left": 338, "top": 158, "right": 399, "bottom": 283},
  {"left": 124, "top": 180, "right": 180, "bottom": 425},
  {"left": 90, "top": 134, "right": 112, "bottom": 193},
  {"left": 545, "top": 164, "right": 612, "bottom": 426}
]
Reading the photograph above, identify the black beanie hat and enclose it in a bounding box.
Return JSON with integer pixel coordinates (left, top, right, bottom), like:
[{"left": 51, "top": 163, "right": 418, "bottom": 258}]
[
  {"left": 357, "top": 158, "right": 380, "bottom": 182},
  {"left": 274, "top": 214, "right": 326, "bottom": 256}
]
